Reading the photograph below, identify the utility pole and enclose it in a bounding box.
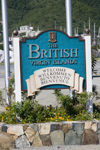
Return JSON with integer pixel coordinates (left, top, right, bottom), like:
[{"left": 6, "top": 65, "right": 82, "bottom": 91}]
[
  {"left": 92, "top": 23, "right": 96, "bottom": 45},
  {"left": 54, "top": 20, "right": 56, "bottom": 29},
  {"left": 65, "top": 0, "right": 72, "bottom": 36},
  {"left": 65, "top": 0, "right": 73, "bottom": 97},
  {"left": 93, "top": 23, "right": 96, "bottom": 40},
  {"left": 89, "top": 17, "right": 91, "bottom": 30},
  {"left": 1, "top": 0, "right": 10, "bottom": 105}
]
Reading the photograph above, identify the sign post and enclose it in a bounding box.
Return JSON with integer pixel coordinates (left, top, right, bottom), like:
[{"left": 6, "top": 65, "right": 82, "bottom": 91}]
[
  {"left": 83, "top": 34, "right": 93, "bottom": 114},
  {"left": 13, "top": 36, "right": 21, "bottom": 102},
  {"left": 83, "top": 35, "right": 92, "bottom": 93}
]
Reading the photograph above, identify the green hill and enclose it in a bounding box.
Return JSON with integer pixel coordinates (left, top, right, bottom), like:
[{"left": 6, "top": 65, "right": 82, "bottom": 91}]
[{"left": 0, "top": 0, "right": 100, "bottom": 36}]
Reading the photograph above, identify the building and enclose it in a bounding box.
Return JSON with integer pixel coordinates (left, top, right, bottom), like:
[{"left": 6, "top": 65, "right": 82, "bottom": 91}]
[
  {"left": 18, "top": 25, "right": 41, "bottom": 37},
  {"left": 0, "top": 25, "right": 42, "bottom": 63}
]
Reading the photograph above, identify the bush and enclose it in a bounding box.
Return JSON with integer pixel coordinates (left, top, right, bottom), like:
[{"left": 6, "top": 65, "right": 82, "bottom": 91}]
[
  {"left": 74, "top": 110, "right": 92, "bottom": 121},
  {"left": 0, "top": 99, "right": 72, "bottom": 124},
  {"left": 0, "top": 99, "right": 67, "bottom": 123},
  {"left": 16, "top": 99, "right": 72, "bottom": 123},
  {"left": 55, "top": 90, "right": 90, "bottom": 118},
  {"left": 0, "top": 104, "right": 18, "bottom": 124},
  {"left": 17, "top": 100, "right": 57, "bottom": 123}
]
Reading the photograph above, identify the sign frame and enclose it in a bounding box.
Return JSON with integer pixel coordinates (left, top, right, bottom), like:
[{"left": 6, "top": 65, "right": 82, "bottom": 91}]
[{"left": 20, "top": 29, "right": 86, "bottom": 92}]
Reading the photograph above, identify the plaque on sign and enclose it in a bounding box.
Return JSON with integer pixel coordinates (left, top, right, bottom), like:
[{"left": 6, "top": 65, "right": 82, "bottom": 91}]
[{"left": 26, "top": 67, "right": 84, "bottom": 96}]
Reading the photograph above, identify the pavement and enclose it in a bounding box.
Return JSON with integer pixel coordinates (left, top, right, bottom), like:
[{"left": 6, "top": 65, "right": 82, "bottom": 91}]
[
  {"left": 93, "top": 60, "right": 100, "bottom": 75},
  {"left": 11, "top": 145, "right": 100, "bottom": 150}
]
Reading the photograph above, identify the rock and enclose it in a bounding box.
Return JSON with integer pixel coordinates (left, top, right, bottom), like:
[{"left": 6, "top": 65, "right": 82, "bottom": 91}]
[
  {"left": 30, "top": 124, "right": 38, "bottom": 132},
  {"left": 97, "top": 122, "right": 100, "bottom": 143},
  {"left": 38, "top": 123, "right": 50, "bottom": 135},
  {"left": 15, "top": 135, "right": 30, "bottom": 148},
  {"left": 25, "top": 127, "right": 35, "bottom": 143},
  {"left": 50, "top": 130, "right": 64, "bottom": 145},
  {"left": 50, "top": 124, "right": 62, "bottom": 132},
  {"left": 23, "top": 125, "right": 29, "bottom": 131},
  {"left": 91, "top": 123, "right": 97, "bottom": 132},
  {"left": 98, "top": 134, "right": 100, "bottom": 144},
  {"left": 98, "top": 122, "right": 100, "bottom": 133},
  {"left": 62, "top": 123, "right": 72, "bottom": 133},
  {"left": 41, "top": 134, "right": 52, "bottom": 146},
  {"left": 2, "top": 125, "right": 8, "bottom": 132},
  {"left": 85, "top": 122, "right": 97, "bottom": 132},
  {"left": 7, "top": 125, "right": 24, "bottom": 136},
  {"left": 32, "top": 132, "right": 43, "bottom": 147},
  {"left": 13, "top": 135, "right": 18, "bottom": 141},
  {"left": 65, "top": 130, "right": 81, "bottom": 145},
  {"left": 82, "top": 129, "right": 99, "bottom": 144},
  {"left": 84, "top": 121, "right": 92, "bottom": 130},
  {"left": 73, "top": 123, "right": 83, "bottom": 135},
  {"left": 0, "top": 133, "right": 15, "bottom": 149}
]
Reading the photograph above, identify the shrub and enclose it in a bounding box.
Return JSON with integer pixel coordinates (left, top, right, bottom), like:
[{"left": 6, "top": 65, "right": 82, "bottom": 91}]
[
  {"left": 0, "top": 99, "right": 72, "bottom": 124},
  {"left": 74, "top": 110, "right": 92, "bottom": 121},
  {"left": 55, "top": 90, "right": 92, "bottom": 118},
  {"left": 17, "top": 100, "right": 70, "bottom": 123},
  {"left": 0, "top": 104, "right": 18, "bottom": 124},
  {"left": 93, "top": 104, "right": 100, "bottom": 120}
]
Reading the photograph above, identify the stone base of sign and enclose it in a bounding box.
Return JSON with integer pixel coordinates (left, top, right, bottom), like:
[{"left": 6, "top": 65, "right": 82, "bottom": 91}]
[{"left": 0, "top": 121, "right": 100, "bottom": 148}]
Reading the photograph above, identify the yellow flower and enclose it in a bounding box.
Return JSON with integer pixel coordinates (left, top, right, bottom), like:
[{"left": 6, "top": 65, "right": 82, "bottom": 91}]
[
  {"left": 59, "top": 117, "right": 63, "bottom": 120},
  {"left": 50, "top": 117, "right": 53, "bottom": 120},
  {"left": 4, "top": 106, "right": 9, "bottom": 110}
]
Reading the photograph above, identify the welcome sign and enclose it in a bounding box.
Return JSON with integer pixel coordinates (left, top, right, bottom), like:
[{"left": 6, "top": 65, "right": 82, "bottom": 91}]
[{"left": 20, "top": 30, "right": 86, "bottom": 96}]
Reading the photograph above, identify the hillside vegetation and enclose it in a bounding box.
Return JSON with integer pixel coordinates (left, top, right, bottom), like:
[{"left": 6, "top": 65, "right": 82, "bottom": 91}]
[{"left": 0, "top": 0, "right": 100, "bottom": 35}]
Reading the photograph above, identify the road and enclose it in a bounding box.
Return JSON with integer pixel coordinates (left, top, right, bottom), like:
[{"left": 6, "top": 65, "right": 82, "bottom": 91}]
[
  {"left": 93, "top": 60, "right": 100, "bottom": 75},
  {"left": 93, "top": 60, "right": 100, "bottom": 100},
  {"left": 0, "top": 64, "right": 14, "bottom": 89}
]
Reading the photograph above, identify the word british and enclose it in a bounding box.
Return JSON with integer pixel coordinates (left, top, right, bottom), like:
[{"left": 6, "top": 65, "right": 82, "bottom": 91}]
[{"left": 28, "top": 44, "right": 78, "bottom": 59}]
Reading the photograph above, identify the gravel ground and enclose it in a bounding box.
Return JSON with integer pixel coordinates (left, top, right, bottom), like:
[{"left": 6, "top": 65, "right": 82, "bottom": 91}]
[{"left": 11, "top": 145, "right": 100, "bottom": 150}]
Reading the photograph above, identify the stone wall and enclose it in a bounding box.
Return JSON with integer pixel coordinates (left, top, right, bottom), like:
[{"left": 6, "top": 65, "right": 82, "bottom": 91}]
[{"left": 0, "top": 121, "right": 100, "bottom": 149}]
